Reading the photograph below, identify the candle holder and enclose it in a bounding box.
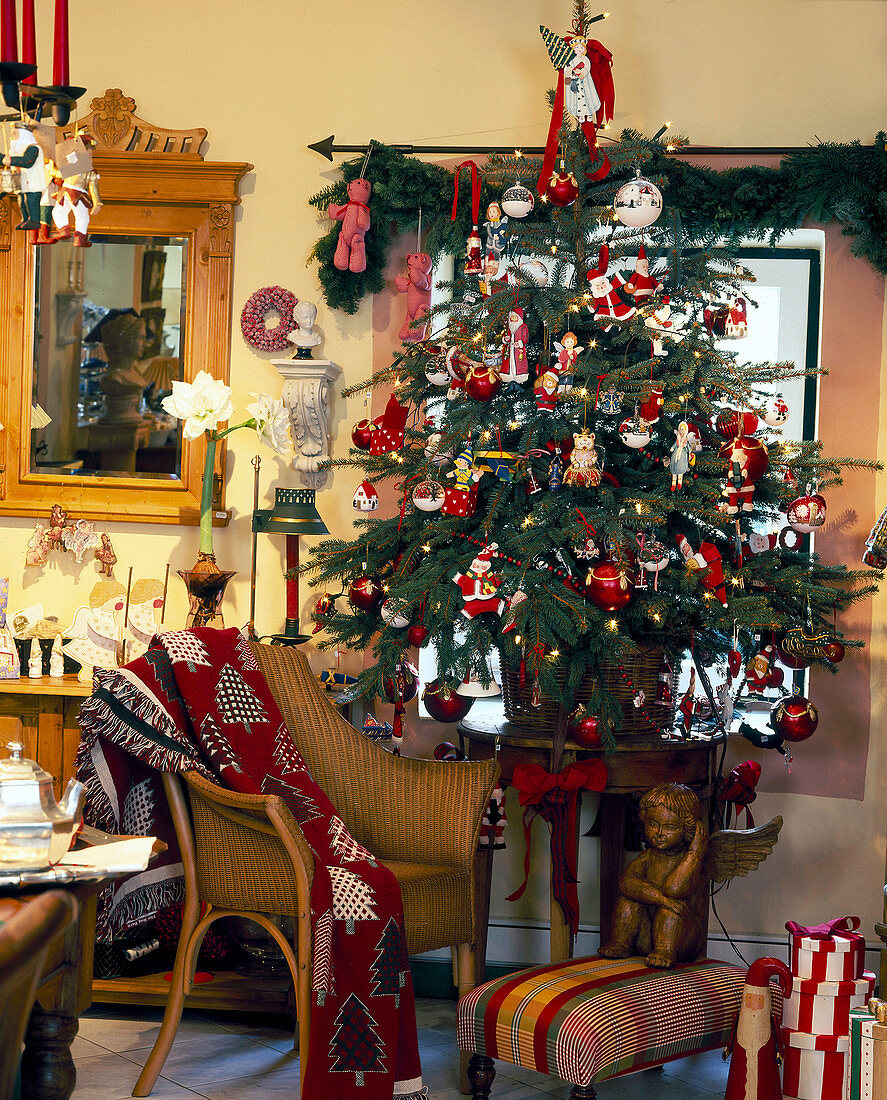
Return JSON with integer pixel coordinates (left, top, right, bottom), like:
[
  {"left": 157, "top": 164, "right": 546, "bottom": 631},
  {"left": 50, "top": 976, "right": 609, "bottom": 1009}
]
[
  {"left": 19, "top": 82, "right": 85, "bottom": 125},
  {"left": 0, "top": 62, "right": 36, "bottom": 109},
  {"left": 252, "top": 487, "right": 328, "bottom": 646}
]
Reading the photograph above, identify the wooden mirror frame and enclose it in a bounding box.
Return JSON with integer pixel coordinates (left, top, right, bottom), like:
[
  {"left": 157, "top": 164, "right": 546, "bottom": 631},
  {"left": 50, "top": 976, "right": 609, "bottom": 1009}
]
[{"left": 0, "top": 89, "right": 252, "bottom": 525}]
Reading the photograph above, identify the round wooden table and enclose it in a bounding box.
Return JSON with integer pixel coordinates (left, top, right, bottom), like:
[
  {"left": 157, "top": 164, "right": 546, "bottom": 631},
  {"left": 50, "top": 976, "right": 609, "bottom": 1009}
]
[{"left": 458, "top": 710, "right": 725, "bottom": 965}]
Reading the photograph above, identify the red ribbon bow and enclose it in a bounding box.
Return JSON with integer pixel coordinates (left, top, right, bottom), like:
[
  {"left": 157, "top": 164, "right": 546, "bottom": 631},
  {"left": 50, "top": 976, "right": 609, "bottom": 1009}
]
[
  {"left": 785, "top": 915, "right": 861, "bottom": 940},
  {"left": 451, "top": 160, "right": 481, "bottom": 226},
  {"left": 718, "top": 760, "right": 762, "bottom": 829},
  {"left": 505, "top": 759, "right": 607, "bottom": 938}
]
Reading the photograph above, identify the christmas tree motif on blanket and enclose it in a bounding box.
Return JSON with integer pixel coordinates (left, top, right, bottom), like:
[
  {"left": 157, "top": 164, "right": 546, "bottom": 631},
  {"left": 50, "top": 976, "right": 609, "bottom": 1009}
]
[
  {"left": 199, "top": 713, "right": 242, "bottom": 775},
  {"left": 272, "top": 723, "right": 306, "bottom": 775},
  {"left": 328, "top": 815, "right": 376, "bottom": 865},
  {"left": 215, "top": 663, "right": 269, "bottom": 732},
  {"left": 162, "top": 631, "right": 211, "bottom": 673},
  {"left": 121, "top": 777, "right": 156, "bottom": 836},
  {"left": 143, "top": 648, "right": 182, "bottom": 702},
  {"left": 234, "top": 632, "right": 259, "bottom": 672},
  {"left": 329, "top": 865, "right": 378, "bottom": 933},
  {"left": 329, "top": 994, "right": 386, "bottom": 1086},
  {"left": 261, "top": 773, "right": 323, "bottom": 826},
  {"left": 371, "top": 918, "right": 407, "bottom": 1007},
  {"left": 312, "top": 908, "right": 335, "bottom": 1006}
]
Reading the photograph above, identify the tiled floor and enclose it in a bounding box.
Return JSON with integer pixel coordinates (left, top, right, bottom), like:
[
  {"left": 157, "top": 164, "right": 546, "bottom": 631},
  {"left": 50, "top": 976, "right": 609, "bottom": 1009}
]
[{"left": 72, "top": 997, "right": 731, "bottom": 1099}]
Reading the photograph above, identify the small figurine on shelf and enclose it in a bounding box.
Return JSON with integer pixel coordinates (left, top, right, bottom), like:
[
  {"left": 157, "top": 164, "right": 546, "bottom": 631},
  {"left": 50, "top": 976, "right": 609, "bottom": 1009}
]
[
  {"left": 49, "top": 634, "right": 64, "bottom": 678},
  {"left": 27, "top": 637, "right": 41, "bottom": 678},
  {"left": 287, "top": 300, "right": 324, "bottom": 359},
  {"left": 51, "top": 134, "right": 101, "bottom": 247}
]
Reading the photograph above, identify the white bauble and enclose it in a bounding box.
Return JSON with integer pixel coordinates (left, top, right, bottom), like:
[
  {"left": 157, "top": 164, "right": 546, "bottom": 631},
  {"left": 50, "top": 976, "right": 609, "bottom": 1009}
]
[{"left": 614, "top": 176, "right": 663, "bottom": 228}]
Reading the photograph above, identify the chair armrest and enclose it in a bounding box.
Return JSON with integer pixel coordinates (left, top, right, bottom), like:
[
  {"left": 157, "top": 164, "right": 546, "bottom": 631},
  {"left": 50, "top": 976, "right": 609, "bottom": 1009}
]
[{"left": 345, "top": 755, "right": 500, "bottom": 868}]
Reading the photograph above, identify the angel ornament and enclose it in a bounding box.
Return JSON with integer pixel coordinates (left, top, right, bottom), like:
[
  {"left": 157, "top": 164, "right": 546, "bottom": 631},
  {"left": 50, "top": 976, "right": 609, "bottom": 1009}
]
[{"left": 599, "top": 782, "right": 782, "bottom": 968}]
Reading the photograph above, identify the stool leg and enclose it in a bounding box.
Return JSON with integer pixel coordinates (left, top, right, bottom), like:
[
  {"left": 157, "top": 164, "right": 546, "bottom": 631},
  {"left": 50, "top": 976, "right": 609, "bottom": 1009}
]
[
  {"left": 569, "top": 1086, "right": 597, "bottom": 1099},
  {"left": 467, "top": 1054, "right": 496, "bottom": 1099}
]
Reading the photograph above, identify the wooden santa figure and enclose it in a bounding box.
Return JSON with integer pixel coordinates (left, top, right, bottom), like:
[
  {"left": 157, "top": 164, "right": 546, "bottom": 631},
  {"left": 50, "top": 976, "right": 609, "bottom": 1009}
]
[
  {"left": 724, "top": 956, "right": 792, "bottom": 1100},
  {"left": 500, "top": 307, "right": 529, "bottom": 383},
  {"left": 622, "top": 246, "right": 663, "bottom": 301},
  {"left": 452, "top": 543, "right": 505, "bottom": 619}
]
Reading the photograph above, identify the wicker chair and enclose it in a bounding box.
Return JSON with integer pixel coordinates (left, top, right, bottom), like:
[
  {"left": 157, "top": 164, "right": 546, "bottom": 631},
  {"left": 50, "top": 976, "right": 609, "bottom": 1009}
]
[
  {"left": 133, "top": 640, "right": 500, "bottom": 1097},
  {"left": 0, "top": 891, "right": 78, "bottom": 1098}
]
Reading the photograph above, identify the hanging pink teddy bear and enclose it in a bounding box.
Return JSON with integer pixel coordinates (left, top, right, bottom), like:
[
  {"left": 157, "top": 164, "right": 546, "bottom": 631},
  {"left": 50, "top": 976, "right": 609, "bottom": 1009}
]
[
  {"left": 394, "top": 252, "right": 432, "bottom": 342},
  {"left": 328, "top": 177, "right": 371, "bottom": 273}
]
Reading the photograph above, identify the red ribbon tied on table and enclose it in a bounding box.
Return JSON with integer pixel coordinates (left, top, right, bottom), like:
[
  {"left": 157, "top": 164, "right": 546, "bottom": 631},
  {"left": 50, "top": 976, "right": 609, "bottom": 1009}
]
[
  {"left": 505, "top": 759, "right": 608, "bottom": 939},
  {"left": 784, "top": 915, "right": 862, "bottom": 940}
]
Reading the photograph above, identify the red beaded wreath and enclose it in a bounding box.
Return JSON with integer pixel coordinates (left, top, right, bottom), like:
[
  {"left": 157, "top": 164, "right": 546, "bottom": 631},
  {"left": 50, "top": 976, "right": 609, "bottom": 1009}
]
[{"left": 240, "top": 285, "right": 298, "bottom": 352}]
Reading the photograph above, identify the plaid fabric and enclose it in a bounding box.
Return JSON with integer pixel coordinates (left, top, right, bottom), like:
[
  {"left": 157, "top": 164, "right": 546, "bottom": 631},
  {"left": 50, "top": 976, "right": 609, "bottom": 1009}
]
[{"left": 457, "top": 955, "right": 745, "bottom": 1087}]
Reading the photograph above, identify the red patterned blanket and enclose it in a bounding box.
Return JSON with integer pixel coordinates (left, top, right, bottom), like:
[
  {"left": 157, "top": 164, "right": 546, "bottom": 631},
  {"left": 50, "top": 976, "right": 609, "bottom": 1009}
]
[{"left": 77, "top": 626, "right": 426, "bottom": 1099}]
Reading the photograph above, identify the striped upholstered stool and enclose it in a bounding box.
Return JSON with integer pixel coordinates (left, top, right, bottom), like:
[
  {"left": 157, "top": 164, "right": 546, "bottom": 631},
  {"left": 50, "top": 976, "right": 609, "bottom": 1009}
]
[{"left": 457, "top": 954, "right": 745, "bottom": 1098}]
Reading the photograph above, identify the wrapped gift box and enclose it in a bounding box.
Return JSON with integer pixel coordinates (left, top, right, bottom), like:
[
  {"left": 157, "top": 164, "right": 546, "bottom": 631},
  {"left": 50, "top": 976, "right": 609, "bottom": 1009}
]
[
  {"left": 782, "top": 1028, "right": 849, "bottom": 1100},
  {"left": 783, "top": 971, "right": 876, "bottom": 1035},
  {"left": 790, "top": 930, "right": 866, "bottom": 983},
  {"left": 846, "top": 1001, "right": 887, "bottom": 1100}
]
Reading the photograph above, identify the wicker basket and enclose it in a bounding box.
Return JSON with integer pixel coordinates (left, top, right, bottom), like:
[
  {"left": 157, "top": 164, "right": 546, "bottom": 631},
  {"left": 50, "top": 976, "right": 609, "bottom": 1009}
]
[{"left": 499, "top": 646, "right": 676, "bottom": 737}]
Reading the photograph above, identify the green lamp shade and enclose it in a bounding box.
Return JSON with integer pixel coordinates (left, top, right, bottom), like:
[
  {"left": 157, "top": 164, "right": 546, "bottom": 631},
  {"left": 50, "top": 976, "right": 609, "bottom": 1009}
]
[{"left": 254, "top": 487, "right": 328, "bottom": 535}]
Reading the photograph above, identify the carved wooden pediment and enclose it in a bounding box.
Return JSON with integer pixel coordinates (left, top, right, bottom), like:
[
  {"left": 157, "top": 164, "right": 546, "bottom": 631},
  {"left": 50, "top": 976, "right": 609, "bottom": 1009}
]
[{"left": 58, "top": 88, "right": 207, "bottom": 157}]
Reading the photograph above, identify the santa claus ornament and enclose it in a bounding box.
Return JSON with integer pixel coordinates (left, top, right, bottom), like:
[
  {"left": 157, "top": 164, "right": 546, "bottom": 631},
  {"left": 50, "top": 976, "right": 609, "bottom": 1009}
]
[
  {"left": 719, "top": 435, "right": 769, "bottom": 515},
  {"left": 453, "top": 544, "right": 504, "bottom": 619},
  {"left": 451, "top": 160, "right": 484, "bottom": 275},
  {"left": 761, "top": 394, "right": 789, "bottom": 427},
  {"left": 645, "top": 296, "right": 683, "bottom": 356},
  {"left": 538, "top": 25, "right": 614, "bottom": 187},
  {"left": 586, "top": 245, "right": 636, "bottom": 327},
  {"left": 613, "top": 170, "right": 663, "bottom": 228},
  {"left": 723, "top": 956, "right": 792, "bottom": 1100},
  {"left": 677, "top": 533, "right": 727, "bottom": 606},
  {"left": 623, "top": 246, "right": 664, "bottom": 301},
  {"left": 501, "top": 307, "right": 530, "bottom": 384}
]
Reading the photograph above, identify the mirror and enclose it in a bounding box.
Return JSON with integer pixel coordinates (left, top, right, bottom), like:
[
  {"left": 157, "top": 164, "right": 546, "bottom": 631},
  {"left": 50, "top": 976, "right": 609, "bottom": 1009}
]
[
  {"left": 0, "top": 89, "right": 252, "bottom": 526},
  {"left": 32, "top": 234, "right": 187, "bottom": 478}
]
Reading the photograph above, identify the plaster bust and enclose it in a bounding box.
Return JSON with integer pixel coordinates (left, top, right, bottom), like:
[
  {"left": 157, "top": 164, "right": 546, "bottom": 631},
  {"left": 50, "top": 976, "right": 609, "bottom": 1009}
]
[{"left": 288, "top": 300, "right": 323, "bottom": 358}]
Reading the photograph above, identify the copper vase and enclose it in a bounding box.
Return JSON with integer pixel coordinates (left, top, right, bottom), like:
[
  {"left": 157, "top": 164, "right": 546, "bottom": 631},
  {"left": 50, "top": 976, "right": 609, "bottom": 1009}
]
[{"left": 178, "top": 553, "right": 236, "bottom": 628}]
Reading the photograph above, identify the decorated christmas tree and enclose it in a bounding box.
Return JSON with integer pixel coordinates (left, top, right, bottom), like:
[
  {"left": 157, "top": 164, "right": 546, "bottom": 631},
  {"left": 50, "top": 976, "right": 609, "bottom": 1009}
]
[{"left": 307, "top": 1, "right": 880, "bottom": 751}]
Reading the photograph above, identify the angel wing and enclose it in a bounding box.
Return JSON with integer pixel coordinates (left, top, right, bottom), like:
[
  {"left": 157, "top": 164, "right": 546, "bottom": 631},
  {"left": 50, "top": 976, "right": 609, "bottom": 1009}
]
[
  {"left": 540, "top": 25, "right": 575, "bottom": 72},
  {"left": 704, "top": 815, "right": 783, "bottom": 884}
]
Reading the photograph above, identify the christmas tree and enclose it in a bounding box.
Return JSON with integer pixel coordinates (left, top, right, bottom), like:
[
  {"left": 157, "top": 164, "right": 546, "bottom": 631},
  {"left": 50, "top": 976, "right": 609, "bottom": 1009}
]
[{"left": 307, "top": 1, "right": 880, "bottom": 748}]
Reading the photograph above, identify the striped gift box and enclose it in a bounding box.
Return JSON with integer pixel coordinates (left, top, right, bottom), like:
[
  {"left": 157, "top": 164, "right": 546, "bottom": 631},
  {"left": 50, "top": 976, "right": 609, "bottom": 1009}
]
[
  {"left": 783, "top": 971, "right": 875, "bottom": 1036},
  {"left": 846, "top": 1004, "right": 887, "bottom": 1100},
  {"left": 791, "top": 933, "right": 866, "bottom": 983},
  {"left": 457, "top": 955, "right": 745, "bottom": 1088},
  {"left": 782, "top": 1027, "right": 849, "bottom": 1100}
]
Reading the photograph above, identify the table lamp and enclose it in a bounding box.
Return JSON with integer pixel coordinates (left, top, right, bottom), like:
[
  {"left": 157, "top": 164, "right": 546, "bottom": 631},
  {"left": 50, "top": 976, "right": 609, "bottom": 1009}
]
[{"left": 252, "top": 486, "right": 328, "bottom": 645}]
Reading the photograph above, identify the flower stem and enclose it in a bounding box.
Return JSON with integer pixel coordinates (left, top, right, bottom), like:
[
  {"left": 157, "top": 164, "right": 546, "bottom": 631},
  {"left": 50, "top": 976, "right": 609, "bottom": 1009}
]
[{"left": 200, "top": 434, "right": 217, "bottom": 555}]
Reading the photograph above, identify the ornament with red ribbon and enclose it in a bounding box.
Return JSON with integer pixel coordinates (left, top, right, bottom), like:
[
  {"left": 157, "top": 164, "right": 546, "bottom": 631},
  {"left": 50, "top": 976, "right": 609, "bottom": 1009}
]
[
  {"left": 538, "top": 24, "right": 614, "bottom": 189},
  {"left": 505, "top": 759, "right": 608, "bottom": 938},
  {"left": 717, "top": 760, "right": 762, "bottom": 829},
  {"left": 382, "top": 659, "right": 419, "bottom": 747},
  {"left": 784, "top": 915, "right": 861, "bottom": 940},
  {"left": 451, "top": 161, "right": 484, "bottom": 275}
]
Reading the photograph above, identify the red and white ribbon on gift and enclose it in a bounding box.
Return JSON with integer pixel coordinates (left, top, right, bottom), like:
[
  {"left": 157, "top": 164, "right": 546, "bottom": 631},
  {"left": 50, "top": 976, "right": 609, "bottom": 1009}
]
[
  {"left": 783, "top": 970, "right": 876, "bottom": 1036},
  {"left": 781, "top": 1028, "right": 849, "bottom": 1100}
]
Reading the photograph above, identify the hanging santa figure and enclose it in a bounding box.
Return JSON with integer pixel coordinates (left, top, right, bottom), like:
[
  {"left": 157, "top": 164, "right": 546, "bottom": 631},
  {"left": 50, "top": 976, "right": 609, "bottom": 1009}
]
[
  {"left": 52, "top": 133, "right": 102, "bottom": 248},
  {"left": 452, "top": 544, "right": 505, "bottom": 620},
  {"left": 500, "top": 307, "right": 529, "bottom": 384},
  {"left": 586, "top": 245, "right": 635, "bottom": 328},
  {"left": 723, "top": 956, "right": 791, "bottom": 1100},
  {"left": 676, "top": 533, "right": 727, "bottom": 606},
  {"left": 622, "top": 246, "right": 664, "bottom": 302},
  {"left": 725, "top": 297, "right": 749, "bottom": 339},
  {"left": 720, "top": 435, "right": 756, "bottom": 515}
]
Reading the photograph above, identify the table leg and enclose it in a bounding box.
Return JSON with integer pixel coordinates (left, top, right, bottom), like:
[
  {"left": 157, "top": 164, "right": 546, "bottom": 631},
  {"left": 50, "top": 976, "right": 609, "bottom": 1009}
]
[
  {"left": 473, "top": 847, "right": 494, "bottom": 982},
  {"left": 598, "top": 792, "right": 627, "bottom": 947},
  {"left": 21, "top": 1006, "right": 77, "bottom": 1100}
]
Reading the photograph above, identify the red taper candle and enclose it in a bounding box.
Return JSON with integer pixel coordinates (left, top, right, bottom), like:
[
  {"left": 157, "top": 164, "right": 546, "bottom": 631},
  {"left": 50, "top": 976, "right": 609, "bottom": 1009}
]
[
  {"left": 1, "top": 0, "right": 17, "bottom": 64},
  {"left": 21, "top": 0, "right": 35, "bottom": 84},
  {"left": 52, "top": 0, "right": 69, "bottom": 86},
  {"left": 285, "top": 533, "right": 299, "bottom": 624}
]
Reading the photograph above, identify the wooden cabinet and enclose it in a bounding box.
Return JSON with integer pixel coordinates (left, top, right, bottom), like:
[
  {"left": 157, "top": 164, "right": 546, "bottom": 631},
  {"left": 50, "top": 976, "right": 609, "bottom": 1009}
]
[{"left": 0, "top": 677, "right": 91, "bottom": 795}]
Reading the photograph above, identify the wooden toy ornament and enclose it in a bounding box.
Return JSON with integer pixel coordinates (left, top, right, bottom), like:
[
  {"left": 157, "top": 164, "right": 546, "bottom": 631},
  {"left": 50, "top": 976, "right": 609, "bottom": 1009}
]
[
  {"left": 451, "top": 160, "right": 484, "bottom": 275},
  {"left": 723, "top": 957, "right": 793, "bottom": 1100}
]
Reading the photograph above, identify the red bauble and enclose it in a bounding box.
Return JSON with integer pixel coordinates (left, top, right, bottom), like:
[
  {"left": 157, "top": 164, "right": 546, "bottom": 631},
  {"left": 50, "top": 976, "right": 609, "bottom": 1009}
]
[
  {"left": 351, "top": 418, "right": 376, "bottom": 450},
  {"left": 715, "top": 410, "right": 759, "bottom": 439},
  {"left": 719, "top": 435, "right": 769, "bottom": 483},
  {"left": 545, "top": 170, "right": 579, "bottom": 208},
  {"left": 567, "top": 707, "right": 603, "bottom": 748},
  {"left": 585, "top": 560, "right": 632, "bottom": 611},
  {"left": 407, "top": 623, "right": 430, "bottom": 647},
  {"left": 770, "top": 693, "right": 819, "bottom": 742},
  {"left": 383, "top": 660, "right": 419, "bottom": 705},
  {"left": 422, "top": 680, "right": 474, "bottom": 723},
  {"left": 786, "top": 491, "right": 827, "bottom": 534},
  {"left": 433, "top": 741, "right": 465, "bottom": 761},
  {"left": 348, "top": 574, "right": 383, "bottom": 611},
  {"left": 464, "top": 364, "right": 502, "bottom": 401},
  {"left": 823, "top": 640, "right": 845, "bottom": 664}
]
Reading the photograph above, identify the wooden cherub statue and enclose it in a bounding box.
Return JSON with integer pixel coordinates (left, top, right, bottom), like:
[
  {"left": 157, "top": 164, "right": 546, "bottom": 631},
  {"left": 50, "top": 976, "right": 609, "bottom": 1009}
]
[{"left": 600, "top": 782, "right": 782, "bottom": 968}]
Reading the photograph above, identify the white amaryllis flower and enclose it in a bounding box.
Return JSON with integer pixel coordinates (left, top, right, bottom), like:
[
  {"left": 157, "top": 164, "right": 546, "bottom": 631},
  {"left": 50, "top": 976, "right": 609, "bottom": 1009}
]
[
  {"left": 161, "top": 371, "right": 234, "bottom": 440},
  {"left": 246, "top": 394, "right": 293, "bottom": 456}
]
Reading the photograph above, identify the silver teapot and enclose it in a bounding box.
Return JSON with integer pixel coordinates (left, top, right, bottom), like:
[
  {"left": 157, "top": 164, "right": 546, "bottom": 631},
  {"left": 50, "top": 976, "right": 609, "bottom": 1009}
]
[{"left": 0, "top": 742, "right": 85, "bottom": 869}]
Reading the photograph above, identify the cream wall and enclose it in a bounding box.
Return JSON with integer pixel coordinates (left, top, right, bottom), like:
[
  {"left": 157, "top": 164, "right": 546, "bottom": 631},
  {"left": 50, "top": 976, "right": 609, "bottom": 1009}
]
[{"left": 7, "top": 0, "right": 887, "bottom": 951}]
